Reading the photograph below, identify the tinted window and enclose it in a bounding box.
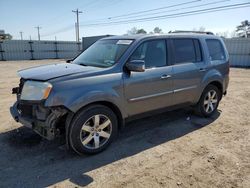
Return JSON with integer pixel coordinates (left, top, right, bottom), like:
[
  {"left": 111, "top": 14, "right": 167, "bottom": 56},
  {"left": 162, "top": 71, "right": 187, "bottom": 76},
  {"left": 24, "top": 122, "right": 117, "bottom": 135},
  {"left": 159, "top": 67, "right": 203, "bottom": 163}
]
[
  {"left": 173, "top": 39, "right": 198, "bottom": 64},
  {"left": 194, "top": 39, "right": 202, "bottom": 62},
  {"left": 206, "top": 39, "right": 225, "bottom": 61},
  {"left": 130, "top": 40, "right": 167, "bottom": 68}
]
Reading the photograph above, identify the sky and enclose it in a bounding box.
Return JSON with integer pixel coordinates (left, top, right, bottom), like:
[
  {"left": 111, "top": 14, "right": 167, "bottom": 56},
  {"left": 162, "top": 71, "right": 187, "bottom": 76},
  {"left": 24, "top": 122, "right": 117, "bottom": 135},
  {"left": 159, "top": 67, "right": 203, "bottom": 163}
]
[{"left": 1, "top": 0, "right": 250, "bottom": 41}]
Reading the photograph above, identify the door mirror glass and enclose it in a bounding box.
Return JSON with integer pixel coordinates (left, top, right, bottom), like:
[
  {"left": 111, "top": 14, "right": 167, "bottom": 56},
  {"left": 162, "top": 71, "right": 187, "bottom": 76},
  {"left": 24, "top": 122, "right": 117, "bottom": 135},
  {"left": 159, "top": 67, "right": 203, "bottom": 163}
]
[{"left": 126, "top": 60, "right": 145, "bottom": 72}]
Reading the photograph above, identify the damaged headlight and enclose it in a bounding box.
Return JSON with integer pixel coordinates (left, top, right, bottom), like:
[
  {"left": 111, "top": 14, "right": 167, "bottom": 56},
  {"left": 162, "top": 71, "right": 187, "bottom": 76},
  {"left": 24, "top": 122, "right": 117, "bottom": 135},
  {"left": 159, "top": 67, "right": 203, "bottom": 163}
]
[{"left": 20, "top": 81, "right": 52, "bottom": 101}]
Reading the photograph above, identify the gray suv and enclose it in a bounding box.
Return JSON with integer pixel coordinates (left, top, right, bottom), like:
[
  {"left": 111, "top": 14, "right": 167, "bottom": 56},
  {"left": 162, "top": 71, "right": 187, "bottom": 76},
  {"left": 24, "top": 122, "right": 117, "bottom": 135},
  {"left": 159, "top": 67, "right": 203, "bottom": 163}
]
[{"left": 10, "top": 34, "right": 229, "bottom": 154}]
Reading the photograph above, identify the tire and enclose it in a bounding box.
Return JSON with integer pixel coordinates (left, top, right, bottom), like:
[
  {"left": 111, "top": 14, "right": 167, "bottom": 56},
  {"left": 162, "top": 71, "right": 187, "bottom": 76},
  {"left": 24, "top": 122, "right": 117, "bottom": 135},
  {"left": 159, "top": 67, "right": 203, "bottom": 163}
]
[
  {"left": 195, "top": 84, "right": 221, "bottom": 117},
  {"left": 69, "top": 105, "right": 118, "bottom": 155}
]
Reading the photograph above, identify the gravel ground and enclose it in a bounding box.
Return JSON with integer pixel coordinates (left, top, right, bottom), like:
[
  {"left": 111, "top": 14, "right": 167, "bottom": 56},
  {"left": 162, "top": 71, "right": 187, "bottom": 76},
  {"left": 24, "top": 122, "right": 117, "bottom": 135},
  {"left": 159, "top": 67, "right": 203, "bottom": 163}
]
[{"left": 0, "top": 60, "right": 249, "bottom": 188}]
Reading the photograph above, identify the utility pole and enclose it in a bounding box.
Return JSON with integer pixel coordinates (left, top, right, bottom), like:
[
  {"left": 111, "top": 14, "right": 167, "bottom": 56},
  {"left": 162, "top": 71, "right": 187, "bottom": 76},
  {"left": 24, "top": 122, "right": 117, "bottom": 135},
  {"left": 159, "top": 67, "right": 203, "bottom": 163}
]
[
  {"left": 19, "top": 31, "right": 23, "bottom": 40},
  {"left": 75, "top": 23, "right": 78, "bottom": 42},
  {"left": 29, "top": 35, "right": 32, "bottom": 41},
  {"left": 72, "top": 9, "right": 82, "bottom": 42},
  {"left": 35, "top": 26, "right": 42, "bottom": 41}
]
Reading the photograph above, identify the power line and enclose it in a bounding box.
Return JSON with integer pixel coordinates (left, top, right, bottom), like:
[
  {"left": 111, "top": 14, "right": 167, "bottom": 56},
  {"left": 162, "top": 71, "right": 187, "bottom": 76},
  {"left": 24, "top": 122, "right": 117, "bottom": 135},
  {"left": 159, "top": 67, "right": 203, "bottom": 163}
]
[
  {"left": 75, "top": 0, "right": 229, "bottom": 25},
  {"left": 41, "top": 24, "right": 73, "bottom": 37},
  {"left": 80, "top": 0, "right": 201, "bottom": 24},
  {"left": 72, "top": 9, "right": 83, "bottom": 42},
  {"left": 108, "top": 0, "right": 201, "bottom": 19},
  {"left": 41, "top": 2, "right": 250, "bottom": 37},
  {"left": 37, "top": 0, "right": 207, "bottom": 37},
  {"left": 106, "top": 0, "right": 231, "bottom": 21},
  {"left": 79, "top": 2, "right": 250, "bottom": 27},
  {"left": 35, "top": 26, "right": 42, "bottom": 40}
]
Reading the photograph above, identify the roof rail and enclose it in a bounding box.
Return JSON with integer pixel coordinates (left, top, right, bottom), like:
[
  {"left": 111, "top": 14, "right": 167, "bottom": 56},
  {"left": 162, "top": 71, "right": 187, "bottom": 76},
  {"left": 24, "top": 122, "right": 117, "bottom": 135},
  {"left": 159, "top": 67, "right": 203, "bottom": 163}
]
[{"left": 169, "top": 30, "right": 214, "bottom": 35}]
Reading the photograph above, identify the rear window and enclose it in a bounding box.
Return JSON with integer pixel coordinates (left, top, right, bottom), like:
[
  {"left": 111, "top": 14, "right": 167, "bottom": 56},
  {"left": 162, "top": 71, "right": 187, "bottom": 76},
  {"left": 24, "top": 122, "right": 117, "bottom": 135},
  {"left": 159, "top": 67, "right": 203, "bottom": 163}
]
[
  {"left": 206, "top": 39, "right": 225, "bottom": 61},
  {"left": 173, "top": 39, "right": 202, "bottom": 64}
]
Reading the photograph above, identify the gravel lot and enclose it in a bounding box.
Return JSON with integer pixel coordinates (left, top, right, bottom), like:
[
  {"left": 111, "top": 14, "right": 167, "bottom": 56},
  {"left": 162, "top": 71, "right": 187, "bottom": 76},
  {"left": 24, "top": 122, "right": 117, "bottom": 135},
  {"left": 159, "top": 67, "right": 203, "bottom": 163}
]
[{"left": 0, "top": 60, "right": 249, "bottom": 188}]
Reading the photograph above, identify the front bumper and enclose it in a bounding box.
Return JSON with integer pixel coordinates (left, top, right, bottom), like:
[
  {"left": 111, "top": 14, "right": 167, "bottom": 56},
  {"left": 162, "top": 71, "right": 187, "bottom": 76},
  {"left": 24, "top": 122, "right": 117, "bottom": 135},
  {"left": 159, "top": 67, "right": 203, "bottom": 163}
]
[
  {"left": 10, "top": 102, "right": 67, "bottom": 140},
  {"left": 10, "top": 102, "right": 33, "bottom": 128}
]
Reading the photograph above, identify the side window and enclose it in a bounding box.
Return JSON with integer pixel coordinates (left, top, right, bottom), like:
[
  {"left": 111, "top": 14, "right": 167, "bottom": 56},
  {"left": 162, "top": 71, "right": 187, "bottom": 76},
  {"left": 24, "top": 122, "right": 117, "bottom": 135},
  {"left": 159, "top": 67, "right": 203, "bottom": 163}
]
[
  {"left": 206, "top": 39, "right": 225, "bottom": 61},
  {"left": 193, "top": 39, "right": 202, "bottom": 62},
  {"left": 130, "top": 40, "right": 167, "bottom": 68},
  {"left": 173, "top": 39, "right": 197, "bottom": 64}
]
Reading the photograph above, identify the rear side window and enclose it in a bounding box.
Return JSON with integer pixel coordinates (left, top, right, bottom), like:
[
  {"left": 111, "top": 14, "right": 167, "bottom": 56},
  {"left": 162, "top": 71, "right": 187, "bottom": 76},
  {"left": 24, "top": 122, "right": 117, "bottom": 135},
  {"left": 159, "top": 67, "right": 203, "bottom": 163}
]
[
  {"left": 130, "top": 40, "right": 167, "bottom": 68},
  {"left": 173, "top": 39, "right": 202, "bottom": 64},
  {"left": 206, "top": 39, "right": 225, "bottom": 61},
  {"left": 193, "top": 39, "right": 202, "bottom": 62}
]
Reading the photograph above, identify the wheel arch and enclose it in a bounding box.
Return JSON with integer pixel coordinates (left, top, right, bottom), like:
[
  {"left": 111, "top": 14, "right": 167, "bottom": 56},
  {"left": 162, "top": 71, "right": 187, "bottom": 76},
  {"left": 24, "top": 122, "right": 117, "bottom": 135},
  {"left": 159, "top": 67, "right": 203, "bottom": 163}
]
[
  {"left": 72, "top": 101, "right": 125, "bottom": 130},
  {"left": 199, "top": 68, "right": 224, "bottom": 101},
  {"left": 208, "top": 81, "right": 223, "bottom": 99}
]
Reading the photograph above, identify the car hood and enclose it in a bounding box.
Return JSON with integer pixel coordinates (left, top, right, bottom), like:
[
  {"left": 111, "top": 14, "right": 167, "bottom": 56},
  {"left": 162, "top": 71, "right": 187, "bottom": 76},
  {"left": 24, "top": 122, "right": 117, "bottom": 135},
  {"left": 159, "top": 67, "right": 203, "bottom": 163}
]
[{"left": 18, "top": 63, "right": 103, "bottom": 81}]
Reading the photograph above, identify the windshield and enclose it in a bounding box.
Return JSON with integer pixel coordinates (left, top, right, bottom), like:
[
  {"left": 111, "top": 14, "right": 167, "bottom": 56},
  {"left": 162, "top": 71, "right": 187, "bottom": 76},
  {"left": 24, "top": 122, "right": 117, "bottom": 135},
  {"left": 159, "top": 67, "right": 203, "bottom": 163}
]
[{"left": 73, "top": 39, "right": 133, "bottom": 68}]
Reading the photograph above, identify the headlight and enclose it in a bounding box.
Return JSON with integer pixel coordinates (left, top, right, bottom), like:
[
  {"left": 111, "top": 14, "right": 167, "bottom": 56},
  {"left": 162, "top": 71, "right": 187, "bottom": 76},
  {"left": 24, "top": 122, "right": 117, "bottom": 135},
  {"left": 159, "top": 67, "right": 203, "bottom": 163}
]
[{"left": 20, "top": 81, "right": 52, "bottom": 101}]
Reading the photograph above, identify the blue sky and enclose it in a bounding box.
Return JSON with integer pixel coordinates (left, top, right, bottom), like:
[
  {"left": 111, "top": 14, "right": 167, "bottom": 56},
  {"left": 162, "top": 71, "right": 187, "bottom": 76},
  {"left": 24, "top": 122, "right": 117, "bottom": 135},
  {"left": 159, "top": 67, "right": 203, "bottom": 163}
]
[{"left": 1, "top": 0, "right": 250, "bottom": 41}]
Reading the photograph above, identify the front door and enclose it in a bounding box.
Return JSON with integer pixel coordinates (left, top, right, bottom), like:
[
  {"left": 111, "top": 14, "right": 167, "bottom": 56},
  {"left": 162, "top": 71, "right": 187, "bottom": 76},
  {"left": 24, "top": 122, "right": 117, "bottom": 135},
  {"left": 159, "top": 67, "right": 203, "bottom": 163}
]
[{"left": 123, "top": 39, "right": 173, "bottom": 116}]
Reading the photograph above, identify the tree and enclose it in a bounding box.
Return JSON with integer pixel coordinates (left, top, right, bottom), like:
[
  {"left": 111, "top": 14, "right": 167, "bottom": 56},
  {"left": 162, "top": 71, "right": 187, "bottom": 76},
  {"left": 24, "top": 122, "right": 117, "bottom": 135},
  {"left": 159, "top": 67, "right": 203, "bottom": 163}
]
[
  {"left": 127, "top": 27, "right": 138, "bottom": 35},
  {"left": 153, "top": 27, "right": 163, "bottom": 34},
  {"left": 198, "top": 26, "right": 206, "bottom": 32},
  {"left": 136, "top": 29, "right": 147, "bottom": 34},
  {"left": 192, "top": 26, "right": 206, "bottom": 32},
  {"left": 0, "top": 30, "right": 12, "bottom": 41},
  {"left": 236, "top": 20, "right": 250, "bottom": 38},
  {"left": 215, "top": 31, "right": 229, "bottom": 38},
  {"left": 126, "top": 27, "right": 147, "bottom": 35}
]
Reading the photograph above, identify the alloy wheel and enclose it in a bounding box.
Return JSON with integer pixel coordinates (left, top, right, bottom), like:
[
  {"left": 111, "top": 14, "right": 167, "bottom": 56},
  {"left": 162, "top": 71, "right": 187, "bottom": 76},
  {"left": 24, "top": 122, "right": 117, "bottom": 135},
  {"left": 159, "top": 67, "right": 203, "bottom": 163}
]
[
  {"left": 203, "top": 90, "right": 218, "bottom": 113},
  {"left": 80, "top": 114, "right": 112, "bottom": 149}
]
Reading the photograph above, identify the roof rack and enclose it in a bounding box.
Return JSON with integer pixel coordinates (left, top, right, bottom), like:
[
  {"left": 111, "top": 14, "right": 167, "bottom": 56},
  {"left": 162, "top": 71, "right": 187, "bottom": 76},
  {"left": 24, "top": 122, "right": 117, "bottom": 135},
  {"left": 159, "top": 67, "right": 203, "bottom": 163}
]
[{"left": 169, "top": 30, "right": 214, "bottom": 35}]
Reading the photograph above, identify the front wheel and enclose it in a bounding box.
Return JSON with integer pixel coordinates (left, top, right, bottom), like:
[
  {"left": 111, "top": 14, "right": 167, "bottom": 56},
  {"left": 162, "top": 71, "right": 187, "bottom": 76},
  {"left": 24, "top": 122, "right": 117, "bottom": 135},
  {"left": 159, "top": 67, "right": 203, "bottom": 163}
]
[
  {"left": 195, "top": 85, "right": 221, "bottom": 117},
  {"left": 69, "top": 105, "right": 118, "bottom": 155}
]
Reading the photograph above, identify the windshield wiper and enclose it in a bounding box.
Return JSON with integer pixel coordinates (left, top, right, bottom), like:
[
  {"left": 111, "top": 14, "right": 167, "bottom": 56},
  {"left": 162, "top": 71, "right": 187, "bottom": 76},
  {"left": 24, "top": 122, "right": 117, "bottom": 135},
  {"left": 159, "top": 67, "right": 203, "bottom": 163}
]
[{"left": 78, "top": 63, "right": 88, "bottom": 66}]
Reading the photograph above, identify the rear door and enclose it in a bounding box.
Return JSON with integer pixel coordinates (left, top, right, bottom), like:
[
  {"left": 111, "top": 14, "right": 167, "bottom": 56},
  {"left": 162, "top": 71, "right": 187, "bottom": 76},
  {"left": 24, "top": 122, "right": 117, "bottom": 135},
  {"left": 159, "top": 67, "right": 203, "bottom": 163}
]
[
  {"left": 170, "top": 38, "right": 207, "bottom": 105},
  {"left": 123, "top": 39, "right": 173, "bottom": 116}
]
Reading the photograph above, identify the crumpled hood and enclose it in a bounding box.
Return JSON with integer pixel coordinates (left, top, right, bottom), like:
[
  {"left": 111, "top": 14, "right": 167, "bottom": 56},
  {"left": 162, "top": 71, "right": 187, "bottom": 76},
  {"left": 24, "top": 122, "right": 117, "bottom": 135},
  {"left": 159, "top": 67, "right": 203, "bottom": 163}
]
[{"left": 18, "top": 63, "right": 102, "bottom": 81}]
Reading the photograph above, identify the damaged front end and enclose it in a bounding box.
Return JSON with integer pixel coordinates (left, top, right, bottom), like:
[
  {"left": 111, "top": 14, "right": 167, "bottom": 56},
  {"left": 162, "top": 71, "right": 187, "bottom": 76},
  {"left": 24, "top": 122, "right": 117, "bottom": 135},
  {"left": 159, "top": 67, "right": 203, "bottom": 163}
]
[{"left": 10, "top": 78, "right": 69, "bottom": 140}]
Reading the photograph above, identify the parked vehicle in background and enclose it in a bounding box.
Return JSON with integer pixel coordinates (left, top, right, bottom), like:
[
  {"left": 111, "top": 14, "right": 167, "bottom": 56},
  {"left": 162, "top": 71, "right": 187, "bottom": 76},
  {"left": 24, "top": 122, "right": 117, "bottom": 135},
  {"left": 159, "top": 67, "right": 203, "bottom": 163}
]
[{"left": 10, "top": 33, "right": 229, "bottom": 155}]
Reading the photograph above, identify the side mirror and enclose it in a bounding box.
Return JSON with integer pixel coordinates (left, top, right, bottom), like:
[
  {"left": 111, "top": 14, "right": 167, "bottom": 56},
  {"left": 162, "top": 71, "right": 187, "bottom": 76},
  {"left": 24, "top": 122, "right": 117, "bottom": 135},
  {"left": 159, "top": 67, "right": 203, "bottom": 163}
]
[
  {"left": 126, "top": 60, "right": 145, "bottom": 72},
  {"left": 66, "top": 59, "right": 72, "bottom": 63}
]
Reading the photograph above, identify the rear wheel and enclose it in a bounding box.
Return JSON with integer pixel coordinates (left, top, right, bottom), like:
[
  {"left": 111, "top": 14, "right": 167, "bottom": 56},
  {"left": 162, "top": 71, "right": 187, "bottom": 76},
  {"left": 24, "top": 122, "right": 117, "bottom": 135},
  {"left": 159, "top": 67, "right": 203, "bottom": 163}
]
[
  {"left": 69, "top": 105, "right": 118, "bottom": 155},
  {"left": 195, "top": 85, "right": 221, "bottom": 117}
]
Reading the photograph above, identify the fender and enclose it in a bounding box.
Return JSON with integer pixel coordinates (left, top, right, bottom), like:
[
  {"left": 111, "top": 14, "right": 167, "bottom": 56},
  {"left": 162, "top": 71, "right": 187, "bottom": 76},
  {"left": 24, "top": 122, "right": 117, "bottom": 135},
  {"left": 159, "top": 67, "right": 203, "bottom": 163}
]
[
  {"left": 44, "top": 79, "right": 127, "bottom": 119},
  {"left": 197, "top": 68, "right": 223, "bottom": 100},
  {"left": 65, "top": 90, "right": 126, "bottom": 117},
  {"left": 202, "top": 69, "right": 223, "bottom": 87}
]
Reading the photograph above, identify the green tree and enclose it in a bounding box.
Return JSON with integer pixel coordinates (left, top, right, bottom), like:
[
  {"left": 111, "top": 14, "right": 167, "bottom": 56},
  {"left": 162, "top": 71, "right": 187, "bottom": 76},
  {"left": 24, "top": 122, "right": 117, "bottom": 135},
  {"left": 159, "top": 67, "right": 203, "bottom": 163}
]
[
  {"left": 236, "top": 20, "right": 250, "bottom": 38},
  {"left": 136, "top": 29, "right": 147, "bottom": 34},
  {"left": 127, "top": 27, "right": 147, "bottom": 35},
  {"left": 153, "top": 27, "right": 163, "bottom": 33},
  {"left": 0, "top": 30, "right": 12, "bottom": 41},
  {"left": 127, "top": 27, "right": 138, "bottom": 35}
]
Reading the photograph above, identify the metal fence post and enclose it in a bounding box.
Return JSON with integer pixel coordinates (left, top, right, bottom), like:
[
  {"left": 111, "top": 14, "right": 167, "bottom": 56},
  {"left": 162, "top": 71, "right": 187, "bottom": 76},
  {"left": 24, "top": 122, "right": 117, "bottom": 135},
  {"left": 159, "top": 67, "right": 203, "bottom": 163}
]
[
  {"left": 54, "top": 41, "right": 58, "bottom": 59},
  {"left": 77, "top": 42, "right": 81, "bottom": 52},
  {"left": 28, "top": 41, "right": 34, "bottom": 60},
  {"left": 0, "top": 41, "right": 5, "bottom": 61},
  {"left": 82, "top": 37, "right": 84, "bottom": 50}
]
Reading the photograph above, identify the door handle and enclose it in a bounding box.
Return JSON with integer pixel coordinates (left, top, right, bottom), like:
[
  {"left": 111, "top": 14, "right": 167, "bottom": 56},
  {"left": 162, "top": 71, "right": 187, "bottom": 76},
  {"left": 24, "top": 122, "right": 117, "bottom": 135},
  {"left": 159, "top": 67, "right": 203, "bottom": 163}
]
[
  {"left": 161, "top": 74, "right": 172, "bottom": 79},
  {"left": 199, "top": 68, "right": 207, "bottom": 72}
]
